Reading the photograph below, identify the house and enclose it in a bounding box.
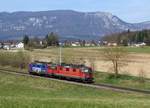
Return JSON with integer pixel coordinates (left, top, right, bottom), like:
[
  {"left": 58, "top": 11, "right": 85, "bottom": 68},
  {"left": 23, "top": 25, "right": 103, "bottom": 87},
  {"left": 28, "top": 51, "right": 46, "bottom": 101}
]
[
  {"left": 85, "top": 42, "right": 91, "bottom": 47},
  {"left": 90, "top": 43, "right": 96, "bottom": 47},
  {"left": 16, "top": 42, "right": 24, "bottom": 49},
  {"left": 97, "top": 40, "right": 101, "bottom": 46},
  {"left": 3, "top": 43, "right": 11, "bottom": 50},
  {"left": 10, "top": 42, "right": 24, "bottom": 50},
  {"left": 132, "top": 42, "right": 146, "bottom": 47},
  {"left": 101, "top": 41, "right": 108, "bottom": 46},
  {"left": 84, "top": 41, "right": 97, "bottom": 47},
  {"left": 59, "top": 42, "right": 66, "bottom": 46},
  {"left": 71, "top": 42, "right": 81, "bottom": 47},
  {"left": 107, "top": 42, "right": 117, "bottom": 46},
  {"left": 40, "top": 41, "right": 43, "bottom": 45}
]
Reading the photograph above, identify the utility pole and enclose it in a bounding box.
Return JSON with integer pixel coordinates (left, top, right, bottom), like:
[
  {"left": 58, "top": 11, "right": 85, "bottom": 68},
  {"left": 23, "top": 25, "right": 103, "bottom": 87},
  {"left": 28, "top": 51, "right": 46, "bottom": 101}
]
[{"left": 59, "top": 43, "right": 62, "bottom": 65}]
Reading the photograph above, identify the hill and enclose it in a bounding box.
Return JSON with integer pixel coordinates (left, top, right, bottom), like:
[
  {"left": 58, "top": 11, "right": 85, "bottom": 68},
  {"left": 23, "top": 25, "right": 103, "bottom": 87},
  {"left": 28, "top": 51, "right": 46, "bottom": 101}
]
[{"left": 0, "top": 10, "right": 150, "bottom": 40}]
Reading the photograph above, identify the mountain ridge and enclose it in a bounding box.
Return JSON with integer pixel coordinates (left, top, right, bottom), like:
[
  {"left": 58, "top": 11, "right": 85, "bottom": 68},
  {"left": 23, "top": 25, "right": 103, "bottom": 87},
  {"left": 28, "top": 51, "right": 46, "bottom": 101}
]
[{"left": 0, "top": 10, "right": 150, "bottom": 40}]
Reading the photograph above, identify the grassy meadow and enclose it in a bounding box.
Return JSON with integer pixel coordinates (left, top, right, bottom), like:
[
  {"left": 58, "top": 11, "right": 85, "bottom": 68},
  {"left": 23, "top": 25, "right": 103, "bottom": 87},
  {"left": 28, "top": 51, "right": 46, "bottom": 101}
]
[
  {"left": 0, "top": 72, "right": 150, "bottom": 108},
  {"left": 94, "top": 72, "right": 150, "bottom": 90},
  {"left": 0, "top": 47, "right": 150, "bottom": 107},
  {"left": 1, "top": 46, "right": 150, "bottom": 90},
  {"left": 1, "top": 64, "right": 150, "bottom": 91}
]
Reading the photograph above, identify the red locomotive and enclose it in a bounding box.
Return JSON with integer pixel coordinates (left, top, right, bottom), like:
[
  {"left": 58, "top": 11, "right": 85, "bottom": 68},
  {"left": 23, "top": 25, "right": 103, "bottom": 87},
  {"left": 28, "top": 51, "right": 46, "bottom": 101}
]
[{"left": 28, "top": 62, "right": 94, "bottom": 83}]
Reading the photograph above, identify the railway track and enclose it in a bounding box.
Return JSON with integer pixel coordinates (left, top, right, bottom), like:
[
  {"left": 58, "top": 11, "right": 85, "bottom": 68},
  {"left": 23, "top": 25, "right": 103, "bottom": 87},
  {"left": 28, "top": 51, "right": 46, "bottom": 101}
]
[{"left": 0, "top": 68, "right": 150, "bottom": 94}]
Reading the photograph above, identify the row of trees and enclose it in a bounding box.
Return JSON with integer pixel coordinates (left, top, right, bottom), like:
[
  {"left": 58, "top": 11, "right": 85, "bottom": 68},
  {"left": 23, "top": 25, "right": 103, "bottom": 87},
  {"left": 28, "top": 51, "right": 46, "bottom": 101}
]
[
  {"left": 102, "top": 29, "right": 150, "bottom": 46},
  {"left": 23, "top": 32, "right": 59, "bottom": 48},
  {"left": 45, "top": 32, "right": 59, "bottom": 46}
]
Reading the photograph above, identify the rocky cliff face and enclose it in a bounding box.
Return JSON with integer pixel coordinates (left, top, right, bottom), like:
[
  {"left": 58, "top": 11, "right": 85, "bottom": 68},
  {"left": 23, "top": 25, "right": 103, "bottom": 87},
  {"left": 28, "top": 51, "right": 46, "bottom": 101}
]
[{"left": 0, "top": 10, "right": 150, "bottom": 40}]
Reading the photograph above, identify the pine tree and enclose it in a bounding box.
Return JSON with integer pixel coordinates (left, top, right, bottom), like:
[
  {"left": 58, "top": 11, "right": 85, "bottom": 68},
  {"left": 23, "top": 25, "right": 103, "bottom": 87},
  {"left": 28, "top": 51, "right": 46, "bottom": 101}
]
[{"left": 23, "top": 35, "right": 29, "bottom": 45}]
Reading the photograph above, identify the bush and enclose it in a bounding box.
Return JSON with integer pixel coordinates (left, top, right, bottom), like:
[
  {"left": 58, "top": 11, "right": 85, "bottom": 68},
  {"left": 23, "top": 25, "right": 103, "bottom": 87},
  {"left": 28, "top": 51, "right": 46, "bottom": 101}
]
[
  {"left": 107, "top": 74, "right": 128, "bottom": 79},
  {"left": 0, "top": 51, "right": 31, "bottom": 69},
  {"left": 24, "top": 46, "right": 34, "bottom": 51}
]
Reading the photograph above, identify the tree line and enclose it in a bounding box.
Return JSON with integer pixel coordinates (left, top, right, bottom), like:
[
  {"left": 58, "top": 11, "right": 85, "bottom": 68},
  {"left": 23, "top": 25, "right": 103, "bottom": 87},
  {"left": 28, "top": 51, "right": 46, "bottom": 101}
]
[
  {"left": 23, "top": 32, "right": 59, "bottom": 49},
  {"left": 101, "top": 29, "right": 150, "bottom": 46}
]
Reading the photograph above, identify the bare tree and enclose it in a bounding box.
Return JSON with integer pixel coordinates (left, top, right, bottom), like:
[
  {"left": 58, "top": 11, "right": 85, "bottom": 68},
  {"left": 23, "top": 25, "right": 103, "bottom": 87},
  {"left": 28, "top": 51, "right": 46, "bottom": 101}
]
[
  {"left": 139, "top": 69, "right": 146, "bottom": 84},
  {"left": 33, "top": 36, "right": 40, "bottom": 45},
  {"left": 103, "top": 47, "right": 128, "bottom": 78},
  {"left": 45, "top": 32, "right": 59, "bottom": 46},
  {"left": 88, "top": 57, "right": 96, "bottom": 77}
]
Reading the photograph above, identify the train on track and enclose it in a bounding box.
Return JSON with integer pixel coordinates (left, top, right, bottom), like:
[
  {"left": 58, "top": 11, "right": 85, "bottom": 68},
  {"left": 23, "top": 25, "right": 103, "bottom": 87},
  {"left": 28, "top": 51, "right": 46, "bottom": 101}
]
[{"left": 28, "top": 61, "right": 94, "bottom": 83}]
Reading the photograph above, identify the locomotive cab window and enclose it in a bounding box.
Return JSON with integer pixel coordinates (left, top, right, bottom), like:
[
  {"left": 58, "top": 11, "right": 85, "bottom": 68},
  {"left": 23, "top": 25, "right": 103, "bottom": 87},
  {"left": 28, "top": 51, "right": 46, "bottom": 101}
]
[
  {"left": 82, "top": 68, "right": 88, "bottom": 74},
  {"left": 50, "top": 66, "right": 55, "bottom": 70},
  {"left": 32, "top": 64, "right": 35, "bottom": 67},
  {"left": 37, "top": 65, "right": 40, "bottom": 68},
  {"left": 66, "top": 68, "right": 69, "bottom": 71},
  {"left": 73, "top": 68, "right": 76, "bottom": 72}
]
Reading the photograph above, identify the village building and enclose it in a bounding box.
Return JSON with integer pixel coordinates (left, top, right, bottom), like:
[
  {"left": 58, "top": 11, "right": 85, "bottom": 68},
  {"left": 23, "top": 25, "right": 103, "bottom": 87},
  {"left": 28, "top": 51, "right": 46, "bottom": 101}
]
[
  {"left": 85, "top": 42, "right": 91, "bottom": 47},
  {"left": 131, "top": 42, "right": 146, "bottom": 47},
  {"left": 3, "top": 43, "right": 11, "bottom": 50},
  {"left": 71, "top": 42, "right": 81, "bottom": 47},
  {"left": 2, "top": 42, "right": 24, "bottom": 50},
  {"left": 16, "top": 42, "right": 24, "bottom": 49},
  {"left": 107, "top": 42, "right": 117, "bottom": 46}
]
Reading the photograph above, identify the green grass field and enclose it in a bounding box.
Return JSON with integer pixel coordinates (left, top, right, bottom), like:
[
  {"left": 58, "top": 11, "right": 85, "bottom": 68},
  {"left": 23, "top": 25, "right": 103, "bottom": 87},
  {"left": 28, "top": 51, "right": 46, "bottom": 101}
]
[
  {"left": 124, "top": 46, "right": 150, "bottom": 53},
  {"left": 1, "top": 46, "right": 150, "bottom": 107},
  {"left": 94, "top": 72, "right": 150, "bottom": 90},
  {"left": 0, "top": 72, "right": 150, "bottom": 108},
  {"left": 91, "top": 46, "right": 150, "bottom": 53},
  {"left": 1, "top": 65, "right": 150, "bottom": 91}
]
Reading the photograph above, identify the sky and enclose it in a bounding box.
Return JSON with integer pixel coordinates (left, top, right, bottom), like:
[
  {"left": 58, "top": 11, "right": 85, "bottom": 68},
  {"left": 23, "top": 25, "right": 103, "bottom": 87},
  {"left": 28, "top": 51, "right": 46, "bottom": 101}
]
[{"left": 0, "top": 0, "right": 150, "bottom": 23}]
